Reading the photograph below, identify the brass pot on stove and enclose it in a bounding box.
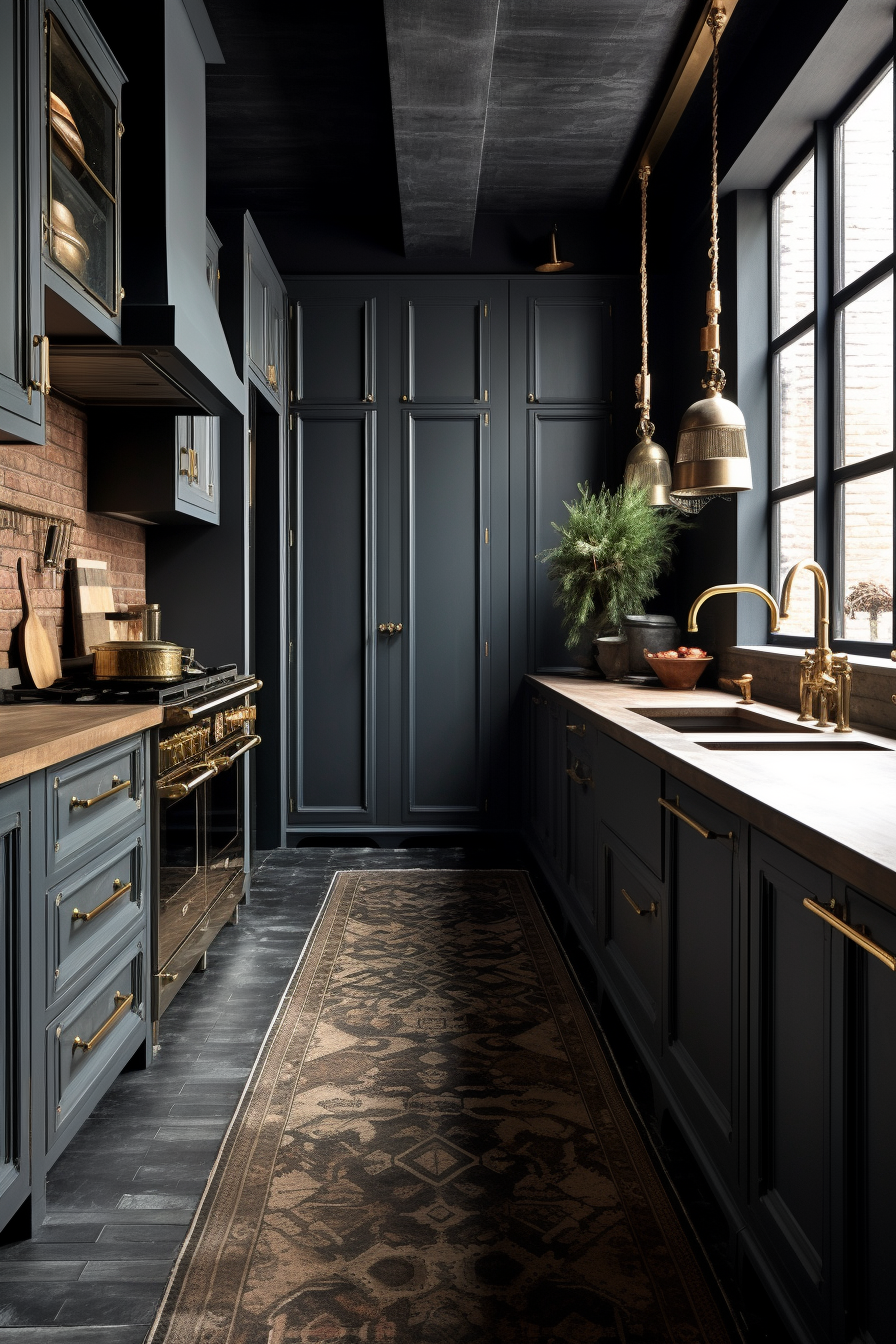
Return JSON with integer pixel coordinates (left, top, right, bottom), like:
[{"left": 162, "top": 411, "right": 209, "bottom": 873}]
[{"left": 91, "top": 640, "right": 193, "bottom": 682}]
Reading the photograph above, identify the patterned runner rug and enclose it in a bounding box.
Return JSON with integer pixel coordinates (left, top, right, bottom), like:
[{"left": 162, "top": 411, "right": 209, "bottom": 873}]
[{"left": 147, "top": 869, "right": 732, "bottom": 1344}]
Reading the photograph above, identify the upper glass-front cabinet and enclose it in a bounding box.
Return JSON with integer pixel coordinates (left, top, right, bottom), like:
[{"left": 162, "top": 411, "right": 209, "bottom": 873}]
[{"left": 43, "top": 1, "right": 124, "bottom": 329}]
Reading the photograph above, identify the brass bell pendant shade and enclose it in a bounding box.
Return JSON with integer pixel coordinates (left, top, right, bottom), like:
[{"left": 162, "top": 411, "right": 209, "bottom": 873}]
[
  {"left": 671, "top": 5, "right": 752, "bottom": 501},
  {"left": 623, "top": 166, "right": 673, "bottom": 506}
]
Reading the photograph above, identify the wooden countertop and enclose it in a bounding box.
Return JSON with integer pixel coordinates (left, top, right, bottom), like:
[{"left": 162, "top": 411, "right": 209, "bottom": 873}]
[
  {"left": 0, "top": 703, "right": 164, "bottom": 785},
  {"left": 528, "top": 674, "right": 896, "bottom": 909}
]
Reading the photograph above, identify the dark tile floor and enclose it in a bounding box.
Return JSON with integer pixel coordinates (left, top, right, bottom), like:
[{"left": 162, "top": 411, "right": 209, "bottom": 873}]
[{"left": 0, "top": 842, "right": 787, "bottom": 1342}]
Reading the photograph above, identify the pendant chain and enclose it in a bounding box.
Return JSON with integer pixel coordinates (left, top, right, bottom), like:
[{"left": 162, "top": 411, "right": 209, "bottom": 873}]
[
  {"left": 636, "top": 165, "right": 652, "bottom": 439},
  {"left": 703, "top": 4, "right": 727, "bottom": 391}
]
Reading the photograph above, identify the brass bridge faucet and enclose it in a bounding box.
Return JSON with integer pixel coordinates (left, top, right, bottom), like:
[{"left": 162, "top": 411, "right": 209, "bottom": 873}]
[
  {"left": 779, "top": 560, "right": 851, "bottom": 733},
  {"left": 687, "top": 565, "right": 852, "bottom": 732}
]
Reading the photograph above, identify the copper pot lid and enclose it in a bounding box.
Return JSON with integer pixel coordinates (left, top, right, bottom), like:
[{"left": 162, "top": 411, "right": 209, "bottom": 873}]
[{"left": 91, "top": 640, "right": 184, "bottom": 653}]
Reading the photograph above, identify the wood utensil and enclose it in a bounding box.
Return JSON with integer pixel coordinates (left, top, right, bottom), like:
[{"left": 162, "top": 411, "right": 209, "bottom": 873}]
[
  {"left": 69, "top": 558, "right": 119, "bottom": 655},
  {"left": 17, "top": 556, "right": 58, "bottom": 689}
]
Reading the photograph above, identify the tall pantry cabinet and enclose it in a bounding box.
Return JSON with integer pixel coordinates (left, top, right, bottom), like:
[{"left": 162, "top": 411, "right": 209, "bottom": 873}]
[{"left": 288, "top": 276, "right": 628, "bottom": 839}]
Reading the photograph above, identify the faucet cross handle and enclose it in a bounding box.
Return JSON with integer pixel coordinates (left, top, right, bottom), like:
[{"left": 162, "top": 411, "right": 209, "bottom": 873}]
[{"left": 719, "top": 673, "right": 753, "bottom": 703}]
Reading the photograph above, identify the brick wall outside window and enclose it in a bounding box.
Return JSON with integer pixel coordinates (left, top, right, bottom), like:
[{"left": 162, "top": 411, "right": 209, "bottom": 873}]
[{"left": 0, "top": 395, "right": 146, "bottom": 671}]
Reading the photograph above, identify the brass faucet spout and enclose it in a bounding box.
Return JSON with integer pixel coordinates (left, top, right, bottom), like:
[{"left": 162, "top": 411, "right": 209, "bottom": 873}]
[
  {"left": 780, "top": 560, "right": 831, "bottom": 651},
  {"left": 687, "top": 584, "right": 781, "bottom": 633}
]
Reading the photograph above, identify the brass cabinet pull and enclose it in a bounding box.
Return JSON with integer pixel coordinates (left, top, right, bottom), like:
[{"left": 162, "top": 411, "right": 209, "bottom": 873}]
[
  {"left": 156, "top": 763, "right": 218, "bottom": 800},
  {"left": 209, "top": 734, "right": 261, "bottom": 772},
  {"left": 566, "top": 723, "right": 586, "bottom": 737},
  {"left": 72, "top": 992, "right": 133, "bottom": 1053},
  {"left": 72, "top": 878, "right": 132, "bottom": 923},
  {"left": 378, "top": 622, "right": 403, "bottom": 635},
  {"left": 566, "top": 763, "right": 594, "bottom": 788},
  {"left": 158, "top": 972, "right": 178, "bottom": 986},
  {"left": 267, "top": 363, "right": 278, "bottom": 390},
  {"left": 531, "top": 695, "right": 542, "bottom": 705},
  {"left": 658, "top": 796, "right": 733, "bottom": 844},
  {"left": 623, "top": 887, "right": 656, "bottom": 917},
  {"left": 30, "top": 334, "right": 51, "bottom": 400},
  {"left": 71, "top": 778, "right": 130, "bottom": 809},
  {"left": 802, "top": 899, "right": 896, "bottom": 971}
]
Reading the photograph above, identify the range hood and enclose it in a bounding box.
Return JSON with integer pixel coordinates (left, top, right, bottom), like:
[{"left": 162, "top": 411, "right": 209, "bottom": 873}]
[{"left": 67, "top": 0, "right": 244, "bottom": 417}]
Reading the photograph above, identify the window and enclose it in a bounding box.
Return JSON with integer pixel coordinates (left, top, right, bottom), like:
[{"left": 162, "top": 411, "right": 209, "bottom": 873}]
[{"left": 770, "top": 63, "right": 894, "bottom": 652}]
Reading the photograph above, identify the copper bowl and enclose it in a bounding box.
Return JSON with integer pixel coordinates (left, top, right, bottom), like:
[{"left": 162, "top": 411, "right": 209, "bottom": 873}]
[
  {"left": 644, "top": 650, "right": 713, "bottom": 690},
  {"left": 50, "top": 198, "right": 89, "bottom": 279},
  {"left": 50, "top": 92, "right": 85, "bottom": 170}
]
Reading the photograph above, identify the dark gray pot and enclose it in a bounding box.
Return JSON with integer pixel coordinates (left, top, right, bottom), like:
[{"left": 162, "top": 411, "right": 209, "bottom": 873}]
[
  {"left": 593, "top": 635, "right": 629, "bottom": 681},
  {"left": 622, "top": 613, "right": 680, "bottom": 674}
]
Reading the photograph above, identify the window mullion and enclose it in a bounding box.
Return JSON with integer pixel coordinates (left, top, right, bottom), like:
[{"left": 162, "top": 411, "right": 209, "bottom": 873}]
[{"left": 815, "top": 118, "right": 835, "bottom": 620}]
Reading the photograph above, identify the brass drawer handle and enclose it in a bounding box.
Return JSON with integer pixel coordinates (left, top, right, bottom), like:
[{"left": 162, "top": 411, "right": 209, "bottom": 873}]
[
  {"left": 70, "top": 778, "right": 130, "bottom": 809},
  {"left": 802, "top": 899, "right": 896, "bottom": 971},
  {"left": 72, "top": 992, "right": 133, "bottom": 1053},
  {"left": 158, "top": 972, "right": 179, "bottom": 986},
  {"left": 566, "top": 723, "right": 586, "bottom": 737},
  {"left": 623, "top": 887, "right": 656, "bottom": 917},
  {"left": 566, "top": 763, "right": 594, "bottom": 788},
  {"left": 658, "top": 795, "right": 733, "bottom": 843},
  {"left": 166, "top": 679, "right": 263, "bottom": 723},
  {"left": 72, "top": 878, "right": 132, "bottom": 923},
  {"left": 209, "top": 734, "right": 262, "bottom": 772},
  {"left": 156, "top": 763, "right": 218, "bottom": 800}
]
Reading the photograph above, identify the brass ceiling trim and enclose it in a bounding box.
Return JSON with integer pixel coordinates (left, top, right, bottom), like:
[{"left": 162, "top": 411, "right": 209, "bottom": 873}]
[{"left": 622, "top": 0, "right": 739, "bottom": 195}]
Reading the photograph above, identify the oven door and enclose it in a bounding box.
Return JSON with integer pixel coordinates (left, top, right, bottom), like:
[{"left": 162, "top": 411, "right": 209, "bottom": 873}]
[
  {"left": 155, "top": 762, "right": 212, "bottom": 968},
  {"left": 206, "top": 734, "right": 259, "bottom": 905}
]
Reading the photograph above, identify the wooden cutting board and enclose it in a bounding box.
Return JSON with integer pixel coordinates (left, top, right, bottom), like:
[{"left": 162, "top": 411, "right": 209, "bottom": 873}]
[
  {"left": 17, "top": 556, "right": 58, "bottom": 689},
  {"left": 68, "top": 558, "right": 127, "bottom": 655}
]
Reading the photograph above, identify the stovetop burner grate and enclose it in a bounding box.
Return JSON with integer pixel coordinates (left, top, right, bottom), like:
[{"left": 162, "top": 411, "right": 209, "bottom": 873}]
[{"left": 3, "top": 664, "right": 243, "bottom": 707}]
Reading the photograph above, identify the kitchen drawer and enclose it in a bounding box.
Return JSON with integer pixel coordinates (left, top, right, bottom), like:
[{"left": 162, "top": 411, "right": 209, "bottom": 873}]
[
  {"left": 48, "top": 737, "right": 145, "bottom": 875},
  {"left": 599, "top": 827, "right": 664, "bottom": 1054},
  {"left": 47, "top": 834, "right": 145, "bottom": 1008},
  {"left": 597, "top": 735, "right": 663, "bottom": 878},
  {"left": 46, "top": 936, "right": 145, "bottom": 1156}
]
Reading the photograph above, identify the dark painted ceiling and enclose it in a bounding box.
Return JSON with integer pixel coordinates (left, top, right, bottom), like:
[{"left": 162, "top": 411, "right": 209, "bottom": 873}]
[{"left": 203, "top": 0, "right": 711, "bottom": 261}]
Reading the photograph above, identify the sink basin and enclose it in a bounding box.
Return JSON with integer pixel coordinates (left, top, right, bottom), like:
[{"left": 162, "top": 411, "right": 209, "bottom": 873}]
[
  {"left": 635, "top": 708, "right": 817, "bottom": 735},
  {"left": 700, "top": 738, "right": 893, "bottom": 751}
]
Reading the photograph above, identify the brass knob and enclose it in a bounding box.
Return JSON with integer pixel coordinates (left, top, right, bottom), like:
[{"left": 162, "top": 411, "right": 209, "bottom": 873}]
[
  {"left": 527, "top": 393, "right": 535, "bottom": 403},
  {"left": 378, "top": 622, "right": 403, "bottom": 635},
  {"left": 366, "top": 394, "right": 374, "bottom": 402},
  {"left": 401, "top": 395, "right": 408, "bottom": 402}
]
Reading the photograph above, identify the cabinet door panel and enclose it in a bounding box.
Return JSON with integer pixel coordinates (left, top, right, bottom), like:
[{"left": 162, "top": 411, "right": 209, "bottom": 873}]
[
  {"left": 845, "top": 888, "right": 896, "bottom": 1344},
  {"left": 407, "top": 298, "right": 485, "bottom": 403},
  {"left": 530, "top": 298, "right": 610, "bottom": 404},
  {"left": 600, "top": 828, "right": 663, "bottom": 1053},
  {"left": 597, "top": 735, "right": 663, "bottom": 879},
  {"left": 665, "top": 780, "right": 739, "bottom": 1175},
  {"left": 0, "top": 783, "right": 29, "bottom": 1229},
  {"left": 248, "top": 252, "right": 268, "bottom": 380},
  {"left": 295, "top": 412, "right": 373, "bottom": 815},
  {"left": 566, "top": 751, "right": 596, "bottom": 927},
  {"left": 750, "top": 834, "right": 837, "bottom": 1337},
  {"left": 531, "top": 411, "right": 609, "bottom": 669},
  {"left": 0, "top": 0, "right": 41, "bottom": 441},
  {"left": 297, "top": 298, "right": 373, "bottom": 404},
  {"left": 407, "top": 413, "right": 486, "bottom": 814}
]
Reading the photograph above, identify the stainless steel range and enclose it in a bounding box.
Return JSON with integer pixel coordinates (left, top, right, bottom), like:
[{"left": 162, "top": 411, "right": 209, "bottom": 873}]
[{"left": 152, "top": 670, "right": 260, "bottom": 1029}]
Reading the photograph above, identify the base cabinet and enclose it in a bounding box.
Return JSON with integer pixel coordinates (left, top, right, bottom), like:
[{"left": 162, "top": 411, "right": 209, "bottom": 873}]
[
  {"left": 525, "top": 681, "right": 896, "bottom": 1344},
  {"left": 0, "top": 782, "right": 30, "bottom": 1235}
]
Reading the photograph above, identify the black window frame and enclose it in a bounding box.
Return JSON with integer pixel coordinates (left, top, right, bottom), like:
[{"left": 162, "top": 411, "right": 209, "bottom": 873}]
[{"left": 768, "top": 50, "right": 895, "bottom": 658}]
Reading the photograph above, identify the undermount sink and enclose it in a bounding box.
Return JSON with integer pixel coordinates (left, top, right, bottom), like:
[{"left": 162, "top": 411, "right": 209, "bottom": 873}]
[
  {"left": 635, "top": 708, "right": 817, "bottom": 734},
  {"left": 699, "top": 738, "right": 892, "bottom": 751}
]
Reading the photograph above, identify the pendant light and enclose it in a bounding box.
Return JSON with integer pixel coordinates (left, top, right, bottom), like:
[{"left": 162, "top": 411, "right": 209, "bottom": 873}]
[
  {"left": 623, "top": 166, "right": 673, "bottom": 506},
  {"left": 671, "top": 4, "right": 752, "bottom": 501},
  {"left": 535, "top": 223, "right": 574, "bottom": 273}
]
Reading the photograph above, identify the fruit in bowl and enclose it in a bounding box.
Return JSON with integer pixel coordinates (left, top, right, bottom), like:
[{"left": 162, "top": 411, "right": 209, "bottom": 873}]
[{"left": 644, "top": 646, "right": 713, "bottom": 689}]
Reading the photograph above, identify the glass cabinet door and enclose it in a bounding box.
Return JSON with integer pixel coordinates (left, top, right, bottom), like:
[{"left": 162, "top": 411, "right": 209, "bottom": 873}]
[{"left": 47, "top": 13, "right": 119, "bottom": 313}]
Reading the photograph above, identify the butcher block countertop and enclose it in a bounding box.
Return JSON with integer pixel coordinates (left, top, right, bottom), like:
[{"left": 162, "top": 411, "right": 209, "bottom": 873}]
[
  {"left": 529, "top": 674, "right": 896, "bottom": 909},
  {"left": 0, "top": 703, "right": 164, "bottom": 785}
]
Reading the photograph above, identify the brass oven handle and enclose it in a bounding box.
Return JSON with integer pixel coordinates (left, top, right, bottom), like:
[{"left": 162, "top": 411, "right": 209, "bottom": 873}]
[
  {"left": 566, "top": 763, "right": 594, "bottom": 788},
  {"left": 72, "top": 992, "right": 133, "bottom": 1053},
  {"left": 209, "top": 734, "right": 262, "bottom": 772},
  {"left": 156, "top": 763, "right": 218, "bottom": 800},
  {"left": 166, "top": 679, "right": 263, "bottom": 722},
  {"left": 802, "top": 899, "right": 896, "bottom": 971},
  {"left": 72, "top": 879, "right": 132, "bottom": 923},
  {"left": 623, "top": 887, "right": 656, "bottom": 917},
  {"left": 658, "top": 796, "right": 734, "bottom": 844},
  {"left": 71, "top": 778, "right": 130, "bottom": 809}
]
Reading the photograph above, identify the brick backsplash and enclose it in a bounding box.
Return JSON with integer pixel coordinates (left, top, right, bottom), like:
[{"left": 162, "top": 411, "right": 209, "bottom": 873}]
[{"left": 0, "top": 395, "right": 145, "bottom": 670}]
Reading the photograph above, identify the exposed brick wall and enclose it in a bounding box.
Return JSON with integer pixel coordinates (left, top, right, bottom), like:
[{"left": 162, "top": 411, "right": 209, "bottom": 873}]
[{"left": 0, "top": 395, "right": 145, "bottom": 670}]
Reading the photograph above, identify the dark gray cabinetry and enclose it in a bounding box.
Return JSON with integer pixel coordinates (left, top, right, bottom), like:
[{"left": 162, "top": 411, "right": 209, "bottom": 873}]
[
  {"left": 248, "top": 230, "right": 285, "bottom": 405},
  {"left": 0, "top": 0, "right": 43, "bottom": 444},
  {"left": 0, "top": 781, "right": 30, "bottom": 1236},
  {"left": 88, "top": 409, "right": 219, "bottom": 525},
  {"left": 42, "top": 0, "right": 125, "bottom": 340},
  {"left": 564, "top": 716, "right": 596, "bottom": 926},
  {"left": 525, "top": 683, "right": 896, "bottom": 1344}
]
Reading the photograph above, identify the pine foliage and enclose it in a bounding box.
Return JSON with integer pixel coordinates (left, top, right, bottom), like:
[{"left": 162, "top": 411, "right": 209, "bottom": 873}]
[{"left": 539, "top": 483, "right": 689, "bottom": 648}]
